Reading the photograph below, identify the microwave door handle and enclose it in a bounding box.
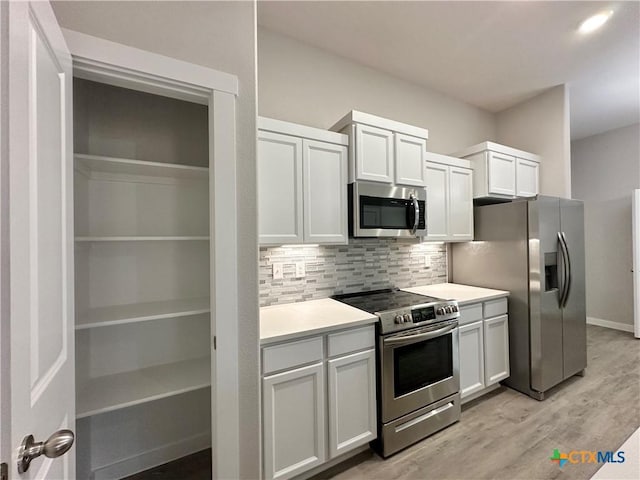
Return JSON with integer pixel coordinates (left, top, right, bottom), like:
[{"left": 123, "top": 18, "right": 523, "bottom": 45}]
[
  {"left": 383, "top": 324, "right": 456, "bottom": 347},
  {"left": 410, "top": 194, "right": 419, "bottom": 234}
]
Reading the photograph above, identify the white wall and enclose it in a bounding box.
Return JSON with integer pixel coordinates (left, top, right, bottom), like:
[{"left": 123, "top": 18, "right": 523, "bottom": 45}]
[
  {"left": 0, "top": 0, "right": 10, "bottom": 467},
  {"left": 572, "top": 123, "right": 640, "bottom": 328},
  {"left": 51, "top": 1, "right": 259, "bottom": 478},
  {"left": 258, "top": 28, "right": 496, "bottom": 154},
  {"left": 496, "top": 85, "right": 571, "bottom": 197}
]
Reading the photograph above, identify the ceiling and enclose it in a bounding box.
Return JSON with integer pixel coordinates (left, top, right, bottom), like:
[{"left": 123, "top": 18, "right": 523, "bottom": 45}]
[{"left": 258, "top": 1, "right": 640, "bottom": 140}]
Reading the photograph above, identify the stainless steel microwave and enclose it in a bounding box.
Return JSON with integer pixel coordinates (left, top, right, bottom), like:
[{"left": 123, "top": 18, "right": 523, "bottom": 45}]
[{"left": 349, "top": 182, "right": 427, "bottom": 238}]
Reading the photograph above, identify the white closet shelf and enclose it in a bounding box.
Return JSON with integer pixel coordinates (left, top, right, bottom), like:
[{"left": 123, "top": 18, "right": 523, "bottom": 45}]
[
  {"left": 76, "top": 297, "right": 210, "bottom": 330},
  {"left": 76, "top": 356, "right": 211, "bottom": 419},
  {"left": 75, "top": 236, "right": 209, "bottom": 242},
  {"left": 75, "top": 153, "right": 209, "bottom": 179}
]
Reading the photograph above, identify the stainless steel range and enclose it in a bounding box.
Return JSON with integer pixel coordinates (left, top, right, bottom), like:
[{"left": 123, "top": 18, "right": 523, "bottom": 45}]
[{"left": 333, "top": 289, "right": 461, "bottom": 457}]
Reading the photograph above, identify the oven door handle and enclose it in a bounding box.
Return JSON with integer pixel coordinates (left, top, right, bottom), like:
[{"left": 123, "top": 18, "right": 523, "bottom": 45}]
[{"left": 383, "top": 324, "right": 456, "bottom": 347}]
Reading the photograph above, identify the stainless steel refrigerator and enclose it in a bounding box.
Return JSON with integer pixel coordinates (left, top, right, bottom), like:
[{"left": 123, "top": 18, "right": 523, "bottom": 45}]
[{"left": 451, "top": 196, "right": 587, "bottom": 400}]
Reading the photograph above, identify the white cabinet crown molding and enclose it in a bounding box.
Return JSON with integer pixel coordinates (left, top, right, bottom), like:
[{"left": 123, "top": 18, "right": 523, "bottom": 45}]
[
  {"left": 259, "top": 116, "right": 348, "bottom": 146},
  {"left": 451, "top": 141, "right": 540, "bottom": 163},
  {"left": 330, "top": 110, "right": 428, "bottom": 140}
]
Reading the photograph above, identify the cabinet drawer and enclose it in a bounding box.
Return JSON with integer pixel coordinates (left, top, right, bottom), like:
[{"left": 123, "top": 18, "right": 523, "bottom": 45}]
[
  {"left": 263, "top": 336, "right": 324, "bottom": 375},
  {"left": 328, "top": 326, "right": 375, "bottom": 358},
  {"left": 458, "top": 303, "right": 483, "bottom": 326},
  {"left": 484, "top": 298, "right": 508, "bottom": 318}
]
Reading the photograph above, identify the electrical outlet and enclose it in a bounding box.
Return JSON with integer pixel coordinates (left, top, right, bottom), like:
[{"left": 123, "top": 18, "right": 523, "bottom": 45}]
[
  {"left": 424, "top": 255, "right": 430, "bottom": 267},
  {"left": 295, "top": 261, "right": 306, "bottom": 278},
  {"left": 272, "top": 262, "right": 284, "bottom": 280}
]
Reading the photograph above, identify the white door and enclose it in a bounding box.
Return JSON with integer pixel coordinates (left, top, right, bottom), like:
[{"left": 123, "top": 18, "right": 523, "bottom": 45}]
[
  {"left": 483, "top": 315, "right": 510, "bottom": 385},
  {"left": 458, "top": 321, "right": 485, "bottom": 399},
  {"left": 487, "top": 152, "right": 516, "bottom": 196},
  {"left": 424, "top": 162, "right": 449, "bottom": 241},
  {"left": 263, "top": 363, "right": 326, "bottom": 480},
  {"left": 327, "top": 349, "right": 376, "bottom": 458},
  {"left": 303, "top": 139, "right": 348, "bottom": 244},
  {"left": 257, "top": 130, "right": 304, "bottom": 245},
  {"left": 515, "top": 158, "right": 539, "bottom": 197},
  {"left": 633, "top": 190, "right": 640, "bottom": 338},
  {"left": 448, "top": 166, "right": 474, "bottom": 241},
  {"left": 354, "top": 124, "right": 394, "bottom": 183},
  {"left": 394, "top": 133, "right": 426, "bottom": 187},
  {"left": 7, "top": 1, "right": 75, "bottom": 478}
]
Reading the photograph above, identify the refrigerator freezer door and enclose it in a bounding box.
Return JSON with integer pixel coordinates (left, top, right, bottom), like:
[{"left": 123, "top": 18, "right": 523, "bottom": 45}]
[
  {"left": 560, "top": 199, "right": 587, "bottom": 377},
  {"left": 528, "top": 197, "right": 564, "bottom": 393}
]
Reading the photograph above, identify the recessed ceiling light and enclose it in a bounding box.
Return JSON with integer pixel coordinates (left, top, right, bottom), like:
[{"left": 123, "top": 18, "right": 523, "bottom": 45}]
[{"left": 579, "top": 10, "right": 613, "bottom": 34}]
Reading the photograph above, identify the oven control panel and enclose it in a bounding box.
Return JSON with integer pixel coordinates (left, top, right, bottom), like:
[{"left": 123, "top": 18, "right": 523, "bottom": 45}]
[{"left": 378, "top": 300, "right": 459, "bottom": 334}]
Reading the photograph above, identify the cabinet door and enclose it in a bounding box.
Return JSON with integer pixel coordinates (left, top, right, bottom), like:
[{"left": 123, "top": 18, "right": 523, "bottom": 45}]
[
  {"left": 516, "top": 158, "right": 539, "bottom": 197},
  {"left": 327, "top": 349, "right": 377, "bottom": 458},
  {"left": 258, "top": 131, "right": 303, "bottom": 245},
  {"left": 424, "top": 162, "right": 449, "bottom": 241},
  {"left": 484, "top": 315, "right": 510, "bottom": 386},
  {"left": 487, "top": 151, "right": 516, "bottom": 196},
  {"left": 448, "top": 166, "right": 474, "bottom": 241},
  {"left": 459, "top": 320, "right": 485, "bottom": 399},
  {"left": 394, "top": 133, "right": 427, "bottom": 186},
  {"left": 354, "top": 124, "right": 394, "bottom": 183},
  {"left": 303, "top": 140, "right": 348, "bottom": 244},
  {"left": 263, "top": 363, "right": 326, "bottom": 480}
]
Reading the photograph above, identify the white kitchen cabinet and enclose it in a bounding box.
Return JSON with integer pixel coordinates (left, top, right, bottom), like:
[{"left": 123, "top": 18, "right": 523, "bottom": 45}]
[
  {"left": 261, "top": 325, "right": 376, "bottom": 479},
  {"left": 488, "top": 151, "right": 516, "bottom": 196},
  {"left": 258, "top": 117, "right": 348, "bottom": 246},
  {"left": 303, "top": 139, "right": 348, "bottom": 243},
  {"left": 483, "top": 314, "right": 510, "bottom": 385},
  {"left": 263, "top": 363, "right": 326, "bottom": 480},
  {"left": 395, "top": 133, "right": 427, "bottom": 187},
  {"left": 516, "top": 157, "right": 540, "bottom": 197},
  {"left": 458, "top": 297, "right": 509, "bottom": 403},
  {"left": 327, "top": 349, "right": 377, "bottom": 458},
  {"left": 424, "top": 153, "right": 473, "bottom": 242},
  {"left": 459, "top": 321, "right": 485, "bottom": 398},
  {"left": 452, "top": 141, "right": 540, "bottom": 200},
  {"left": 355, "top": 123, "right": 395, "bottom": 183},
  {"left": 331, "top": 110, "right": 429, "bottom": 186},
  {"left": 258, "top": 130, "right": 304, "bottom": 245}
]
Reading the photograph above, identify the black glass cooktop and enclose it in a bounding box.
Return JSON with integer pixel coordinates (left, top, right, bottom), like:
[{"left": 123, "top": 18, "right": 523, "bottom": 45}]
[{"left": 332, "top": 289, "right": 443, "bottom": 314}]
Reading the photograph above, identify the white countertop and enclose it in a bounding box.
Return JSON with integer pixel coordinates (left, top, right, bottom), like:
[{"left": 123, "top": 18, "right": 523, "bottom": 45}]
[
  {"left": 403, "top": 283, "right": 509, "bottom": 305},
  {"left": 260, "top": 298, "right": 377, "bottom": 345}
]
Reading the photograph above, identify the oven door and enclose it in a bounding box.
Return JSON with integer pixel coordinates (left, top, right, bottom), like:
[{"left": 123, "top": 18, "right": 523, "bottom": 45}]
[
  {"left": 379, "top": 320, "right": 459, "bottom": 423},
  {"left": 351, "top": 182, "right": 426, "bottom": 237}
]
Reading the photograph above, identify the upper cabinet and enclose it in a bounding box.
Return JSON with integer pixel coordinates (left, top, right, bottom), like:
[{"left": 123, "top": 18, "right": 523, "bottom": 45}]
[
  {"left": 258, "top": 117, "right": 348, "bottom": 246},
  {"left": 452, "top": 142, "right": 540, "bottom": 200},
  {"left": 424, "top": 152, "right": 474, "bottom": 242},
  {"left": 331, "top": 111, "right": 428, "bottom": 187}
]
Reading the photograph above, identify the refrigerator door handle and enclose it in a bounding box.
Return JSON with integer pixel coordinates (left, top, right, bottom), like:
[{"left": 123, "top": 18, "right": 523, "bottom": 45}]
[
  {"left": 558, "top": 232, "right": 568, "bottom": 307},
  {"left": 560, "top": 231, "right": 572, "bottom": 307}
]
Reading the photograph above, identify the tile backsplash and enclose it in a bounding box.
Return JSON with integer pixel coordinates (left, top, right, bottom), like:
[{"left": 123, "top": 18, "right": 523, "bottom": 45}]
[{"left": 259, "top": 239, "right": 447, "bottom": 307}]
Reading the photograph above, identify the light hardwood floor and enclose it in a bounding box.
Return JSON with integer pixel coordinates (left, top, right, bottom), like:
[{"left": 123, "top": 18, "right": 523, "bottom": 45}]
[{"left": 322, "top": 325, "right": 640, "bottom": 480}]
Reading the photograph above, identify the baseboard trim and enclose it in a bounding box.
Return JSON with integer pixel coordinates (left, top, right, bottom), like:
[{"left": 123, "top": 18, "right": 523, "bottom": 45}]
[
  {"left": 587, "top": 317, "right": 634, "bottom": 333},
  {"left": 91, "top": 431, "right": 211, "bottom": 480}
]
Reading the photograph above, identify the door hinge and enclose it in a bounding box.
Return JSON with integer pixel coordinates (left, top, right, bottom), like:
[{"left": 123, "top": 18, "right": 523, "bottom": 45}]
[
  {"left": 1, "top": 462, "right": 8, "bottom": 480},
  {"left": 213, "top": 336, "right": 217, "bottom": 350}
]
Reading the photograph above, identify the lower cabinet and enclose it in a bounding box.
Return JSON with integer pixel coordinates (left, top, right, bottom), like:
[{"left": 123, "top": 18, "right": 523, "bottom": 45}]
[
  {"left": 327, "top": 349, "right": 376, "bottom": 458},
  {"left": 459, "top": 321, "right": 485, "bottom": 398},
  {"left": 262, "top": 326, "right": 376, "bottom": 480},
  {"left": 483, "top": 315, "right": 510, "bottom": 385},
  {"left": 458, "top": 299, "right": 510, "bottom": 403}
]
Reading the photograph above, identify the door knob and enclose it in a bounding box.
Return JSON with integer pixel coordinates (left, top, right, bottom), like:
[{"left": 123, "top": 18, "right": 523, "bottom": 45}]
[{"left": 17, "top": 429, "right": 74, "bottom": 473}]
